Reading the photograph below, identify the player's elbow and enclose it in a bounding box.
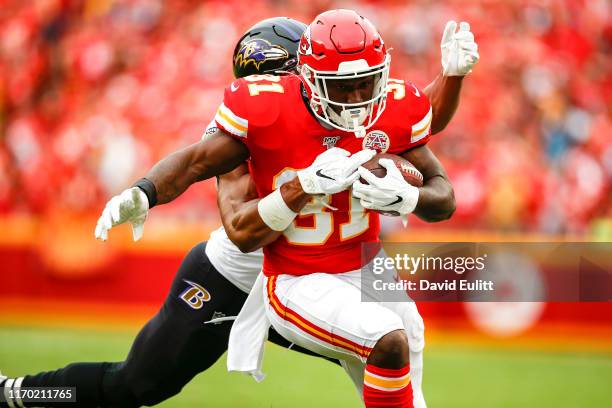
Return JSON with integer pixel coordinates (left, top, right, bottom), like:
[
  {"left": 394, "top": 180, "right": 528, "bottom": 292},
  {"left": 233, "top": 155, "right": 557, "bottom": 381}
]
[
  {"left": 225, "top": 229, "right": 256, "bottom": 253},
  {"left": 434, "top": 190, "right": 456, "bottom": 222},
  {"left": 236, "top": 240, "right": 259, "bottom": 254},
  {"left": 437, "top": 196, "right": 456, "bottom": 221},
  {"left": 227, "top": 217, "right": 256, "bottom": 253},
  {"left": 418, "top": 188, "right": 456, "bottom": 223}
]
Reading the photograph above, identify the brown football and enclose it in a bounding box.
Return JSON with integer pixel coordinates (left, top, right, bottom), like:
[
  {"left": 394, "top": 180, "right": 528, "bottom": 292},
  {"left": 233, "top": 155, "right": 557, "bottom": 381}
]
[{"left": 360, "top": 153, "right": 423, "bottom": 216}]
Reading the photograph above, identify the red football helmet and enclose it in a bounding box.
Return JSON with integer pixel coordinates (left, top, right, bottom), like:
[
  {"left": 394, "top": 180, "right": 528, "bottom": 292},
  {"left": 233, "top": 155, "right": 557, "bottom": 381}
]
[{"left": 298, "top": 9, "right": 390, "bottom": 137}]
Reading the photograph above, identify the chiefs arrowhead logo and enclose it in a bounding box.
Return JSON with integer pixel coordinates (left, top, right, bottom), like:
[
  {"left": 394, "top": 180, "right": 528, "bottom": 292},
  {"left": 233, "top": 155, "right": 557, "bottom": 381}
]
[{"left": 362, "top": 130, "right": 390, "bottom": 153}]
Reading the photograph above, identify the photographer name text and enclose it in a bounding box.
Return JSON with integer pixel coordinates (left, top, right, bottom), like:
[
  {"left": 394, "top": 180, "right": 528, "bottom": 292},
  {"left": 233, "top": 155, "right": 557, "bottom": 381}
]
[{"left": 373, "top": 279, "right": 494, "bottom": 292}]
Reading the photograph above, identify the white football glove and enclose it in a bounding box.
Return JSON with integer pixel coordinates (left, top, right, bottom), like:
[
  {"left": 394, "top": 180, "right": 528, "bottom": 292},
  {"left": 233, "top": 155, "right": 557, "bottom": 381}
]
[
  {"left": 441, "top": 21, "right": 480, "bottom": 76},
  {"left": 352, "top": 159, "right": 420, "bottom": 216},
  {"left": 297, "top": 148, "right": 375, "bottom": 195},
  {"left": 94, "top": 187, "right": 149, "bottom": 242}
]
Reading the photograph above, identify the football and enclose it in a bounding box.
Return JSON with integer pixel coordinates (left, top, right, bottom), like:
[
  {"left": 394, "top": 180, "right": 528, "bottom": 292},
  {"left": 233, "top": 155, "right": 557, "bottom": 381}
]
[
  {"left": 360, "top": 153, "right": 423, "bottom": 216},
  {"left": 361, "top": 153, "right": 424, "bottom": 187}
]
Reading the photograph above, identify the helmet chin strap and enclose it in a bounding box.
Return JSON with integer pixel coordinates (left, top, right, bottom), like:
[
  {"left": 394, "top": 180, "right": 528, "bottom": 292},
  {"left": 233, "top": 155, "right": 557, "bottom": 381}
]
[
  {"left": 327, "top": 106, "right": 369, "bottom": 137},
  {"left": 354, "top": 126, "right": 366, "bottom": 138}
]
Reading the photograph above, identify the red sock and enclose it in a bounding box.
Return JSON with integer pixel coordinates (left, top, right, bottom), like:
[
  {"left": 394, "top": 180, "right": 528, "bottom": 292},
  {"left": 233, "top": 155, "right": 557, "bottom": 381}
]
[{"left": 363, "top": 364, "right": 413, "bottom": 407}]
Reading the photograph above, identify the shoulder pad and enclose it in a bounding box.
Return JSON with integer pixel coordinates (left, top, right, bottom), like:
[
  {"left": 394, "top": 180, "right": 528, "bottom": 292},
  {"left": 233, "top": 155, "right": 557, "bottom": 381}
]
[{"left": 226, "top": 75, "right": 285, "bottom": 129}]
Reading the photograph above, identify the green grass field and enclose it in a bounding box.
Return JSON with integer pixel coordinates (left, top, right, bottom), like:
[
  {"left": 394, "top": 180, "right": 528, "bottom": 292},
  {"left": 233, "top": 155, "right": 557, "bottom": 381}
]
[{"left": 1, "top": 326, "right": 611, "bottom": 407}]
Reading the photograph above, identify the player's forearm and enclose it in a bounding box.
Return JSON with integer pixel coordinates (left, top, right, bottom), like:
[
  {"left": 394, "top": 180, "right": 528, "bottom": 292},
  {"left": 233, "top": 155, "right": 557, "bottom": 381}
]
[
  {"left": 226, "top": 177, "right": 311, "bottom": 252},
  {"left": 414, "top": 175, "right": 455, "bottom": 222},
  {"left": 423, "top": 73, "right": 464, "bottom": 135},
  {"left": 145, "top": 132, "right": 249, "bottom": 205},
  {"left": 226, "top": 199, "right": 282, "bottom": 253},
  {"left": 145, "top": 144, "right": 208, "bottom": 205},
  {"left": 279, "top": 177, "right": 312, "bottom": 212}
]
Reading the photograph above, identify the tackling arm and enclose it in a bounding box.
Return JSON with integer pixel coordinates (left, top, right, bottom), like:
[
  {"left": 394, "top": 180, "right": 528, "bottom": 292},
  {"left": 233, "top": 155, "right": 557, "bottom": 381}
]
[
  {"left": 146, "top": 130, "right": 249, "bottom": 205},
  {"left": 216, "top": 148, "right": 374, "bottom": 252},
  {"left": 217, "top": 166, "right": 310, "bottom": 253},
  {"left": 95, "top": 129, "right": 251, "bottom": 241}
]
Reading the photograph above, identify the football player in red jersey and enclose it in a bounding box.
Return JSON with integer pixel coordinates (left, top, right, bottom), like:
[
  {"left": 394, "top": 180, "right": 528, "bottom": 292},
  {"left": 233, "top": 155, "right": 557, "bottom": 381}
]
[
  {"left": 216, "top": 11, "right": 448, "bottom": 407},
  {"left": 1, "top": 14, "right": 480, "bottom": 408},
  {"left": 89, "top": 10, "right": 479, "bottom": 408}
]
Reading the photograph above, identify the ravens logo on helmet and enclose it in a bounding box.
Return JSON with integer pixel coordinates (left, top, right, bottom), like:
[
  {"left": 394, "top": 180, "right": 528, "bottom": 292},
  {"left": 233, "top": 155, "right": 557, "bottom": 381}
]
[
  {"left": 234, "top": 39, "right": 289, "bottom": 72},
  {"left": 232, "top": 17, "right": 307, "bottom": 78}
]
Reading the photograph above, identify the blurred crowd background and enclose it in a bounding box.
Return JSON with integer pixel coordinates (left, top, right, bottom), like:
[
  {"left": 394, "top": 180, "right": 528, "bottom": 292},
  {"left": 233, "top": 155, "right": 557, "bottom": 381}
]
[
  {"left": 1, "top": 5, "right": 610, "bottom": 403},
  {"left": 0, "top": 0, "right": 610, "bottom": 236}
]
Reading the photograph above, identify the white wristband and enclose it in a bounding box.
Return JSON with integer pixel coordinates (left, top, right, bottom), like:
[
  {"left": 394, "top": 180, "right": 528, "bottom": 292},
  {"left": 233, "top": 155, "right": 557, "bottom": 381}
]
[{"left": 257, "top": 188, "right": 298, "bottom": 231}]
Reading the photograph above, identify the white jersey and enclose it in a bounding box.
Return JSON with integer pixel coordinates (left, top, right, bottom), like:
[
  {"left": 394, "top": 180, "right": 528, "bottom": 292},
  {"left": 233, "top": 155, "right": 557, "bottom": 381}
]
[
  {"left": 205, "top": 226, "right": 263, "bottom": 293},
  {"left": 202, "top": 121, "right": 264, "bottom": 293}
]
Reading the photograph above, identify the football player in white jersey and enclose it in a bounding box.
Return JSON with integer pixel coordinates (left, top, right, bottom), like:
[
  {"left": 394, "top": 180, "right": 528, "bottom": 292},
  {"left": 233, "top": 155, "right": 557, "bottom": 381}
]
[{"left": 1, "top": 16, "right": 478, "bottom": 408}]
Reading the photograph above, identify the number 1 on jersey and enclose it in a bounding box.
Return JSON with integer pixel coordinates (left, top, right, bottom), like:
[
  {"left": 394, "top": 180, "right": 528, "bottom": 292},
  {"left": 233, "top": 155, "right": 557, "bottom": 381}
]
[{"left": 245, "top": 75, "right": 284, "bottom": 96}]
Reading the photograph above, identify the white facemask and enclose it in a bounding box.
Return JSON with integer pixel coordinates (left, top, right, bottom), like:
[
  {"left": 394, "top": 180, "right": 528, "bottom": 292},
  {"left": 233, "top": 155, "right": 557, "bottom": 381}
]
[
  {"left": 300, "top": 55, "right": 391, "bottom": 137},
  {"left": 327, "top": 106, "right": 368, "bottom": 132}
]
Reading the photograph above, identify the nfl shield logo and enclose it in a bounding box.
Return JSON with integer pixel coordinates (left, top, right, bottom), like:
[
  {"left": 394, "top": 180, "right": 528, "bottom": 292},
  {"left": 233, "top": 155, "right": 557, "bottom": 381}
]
[
  {"left": 322, "top": 136, "right": 340, "bottom": 149},
  {"left": 362, "top": 130, "right": 390, "bottom": 153}
]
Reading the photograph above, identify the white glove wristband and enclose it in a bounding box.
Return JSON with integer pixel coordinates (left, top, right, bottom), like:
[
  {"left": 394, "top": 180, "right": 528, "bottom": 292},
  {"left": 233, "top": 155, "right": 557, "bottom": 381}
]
[
  {"left": 400, "top": 186, "right": 420, "bottom": 216},
  {"left": 257, "top": 188, "right": 298, "bottom": 231}
]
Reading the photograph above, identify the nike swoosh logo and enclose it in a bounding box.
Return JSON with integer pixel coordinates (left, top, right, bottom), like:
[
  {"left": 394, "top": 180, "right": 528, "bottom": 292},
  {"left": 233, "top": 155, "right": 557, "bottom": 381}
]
[
  {"left": 387, "top": 195, "right": 403, "bottom": 206},
  {"left": 410, "top": 84, "right": 420, "bottom": 97},
  {"left": 315, "top": 169, "right": 336, "bottom": 181},
  {"left": 231, "top": 83, "right": 239, "bottom": 92}
]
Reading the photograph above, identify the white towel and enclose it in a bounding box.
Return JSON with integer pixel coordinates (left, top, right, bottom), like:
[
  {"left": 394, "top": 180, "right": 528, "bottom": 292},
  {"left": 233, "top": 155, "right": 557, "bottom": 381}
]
[{"left": 227, "top": 272, "right": 270, "bottom": 382}]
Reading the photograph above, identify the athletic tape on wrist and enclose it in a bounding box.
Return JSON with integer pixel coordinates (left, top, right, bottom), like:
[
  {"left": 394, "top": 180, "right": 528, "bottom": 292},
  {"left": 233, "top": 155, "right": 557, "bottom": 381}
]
[
  {"left": 132, "top": 178, "right": 157, "bottom": 208},
  {"left": 257, "top": 188, "right": 297, "bottom": 231}
]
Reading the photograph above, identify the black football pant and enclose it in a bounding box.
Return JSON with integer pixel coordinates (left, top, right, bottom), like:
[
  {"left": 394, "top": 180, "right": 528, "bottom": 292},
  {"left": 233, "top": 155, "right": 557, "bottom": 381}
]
[{"left": 4, "top": 242, "right": 334, "bottom": 407}]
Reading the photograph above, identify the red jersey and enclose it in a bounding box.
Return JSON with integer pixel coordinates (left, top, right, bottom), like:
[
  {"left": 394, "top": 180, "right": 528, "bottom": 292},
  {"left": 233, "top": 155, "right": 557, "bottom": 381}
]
[{"left": 214, "top": 74, "right": 432, "bottom": 276}]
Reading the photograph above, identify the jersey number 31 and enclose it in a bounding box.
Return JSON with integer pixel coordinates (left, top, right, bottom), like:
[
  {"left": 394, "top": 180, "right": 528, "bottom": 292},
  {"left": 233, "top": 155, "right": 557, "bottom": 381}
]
[{"left": 273, "top": 168, "right": 371, "bottom": 246}]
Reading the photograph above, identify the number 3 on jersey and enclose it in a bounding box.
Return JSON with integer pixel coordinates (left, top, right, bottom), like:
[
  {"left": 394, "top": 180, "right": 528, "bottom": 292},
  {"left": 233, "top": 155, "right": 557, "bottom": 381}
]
[{"left": 273, "top": 168, "right": 371, "bottom": 245}]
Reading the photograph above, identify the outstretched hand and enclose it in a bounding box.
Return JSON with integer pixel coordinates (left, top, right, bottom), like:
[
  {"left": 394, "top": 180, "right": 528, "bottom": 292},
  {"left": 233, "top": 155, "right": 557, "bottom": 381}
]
[{"left": 441, "top": 21, "right": 480, "bottom": 76}]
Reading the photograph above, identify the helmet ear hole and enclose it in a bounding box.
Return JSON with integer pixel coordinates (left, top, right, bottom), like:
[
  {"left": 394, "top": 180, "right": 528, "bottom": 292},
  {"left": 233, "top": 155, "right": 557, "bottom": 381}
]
[
  {"left": 372, "top": 36, "right": 383, "bottom": 50},
  {"left": 300, "top": 65, "right": 312, "bottom": 80}
]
